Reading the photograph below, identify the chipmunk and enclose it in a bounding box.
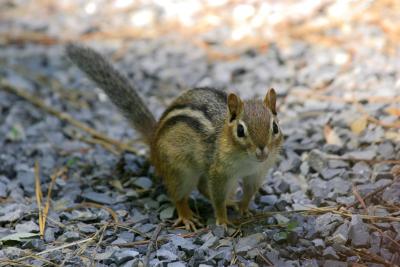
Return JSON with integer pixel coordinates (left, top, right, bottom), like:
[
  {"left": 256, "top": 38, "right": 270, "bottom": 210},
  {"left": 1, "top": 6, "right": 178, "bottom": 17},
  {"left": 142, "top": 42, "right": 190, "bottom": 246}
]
[{"left": 66, "top": 44, "right": 283, "bottom": 230}]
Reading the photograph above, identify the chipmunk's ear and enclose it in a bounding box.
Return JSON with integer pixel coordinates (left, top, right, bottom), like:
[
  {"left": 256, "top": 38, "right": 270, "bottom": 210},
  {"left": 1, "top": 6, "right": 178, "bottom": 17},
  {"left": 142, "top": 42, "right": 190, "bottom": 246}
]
[
  {"left": 227, "top": 93, "right": 243, "bottom": 122},
  {"left": 264, "top": 88, "right": 277, "bottom": 115}
]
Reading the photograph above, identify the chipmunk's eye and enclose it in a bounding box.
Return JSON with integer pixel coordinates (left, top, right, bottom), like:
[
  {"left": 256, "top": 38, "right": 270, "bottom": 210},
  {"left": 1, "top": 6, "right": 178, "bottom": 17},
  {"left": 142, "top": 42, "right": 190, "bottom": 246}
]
[
  {"left": 237, "top": 123, "right": 245, "bottom": 138},
  {"left": 272, "top": 121, "right": 279, "bottom": 135}
]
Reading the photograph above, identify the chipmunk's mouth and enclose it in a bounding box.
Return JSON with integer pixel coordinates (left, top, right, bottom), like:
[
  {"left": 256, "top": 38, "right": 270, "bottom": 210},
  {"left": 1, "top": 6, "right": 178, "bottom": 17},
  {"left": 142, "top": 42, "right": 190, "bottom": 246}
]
[{"left": 255, "top": 147, "right": 268, "bottom": 162}]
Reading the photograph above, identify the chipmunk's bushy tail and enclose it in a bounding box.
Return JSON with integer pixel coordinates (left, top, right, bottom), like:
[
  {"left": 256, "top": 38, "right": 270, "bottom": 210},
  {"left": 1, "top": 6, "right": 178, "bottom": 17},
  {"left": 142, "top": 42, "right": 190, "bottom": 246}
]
[{"left": 66, "top": 44, "right": 156, "bottom": 144}]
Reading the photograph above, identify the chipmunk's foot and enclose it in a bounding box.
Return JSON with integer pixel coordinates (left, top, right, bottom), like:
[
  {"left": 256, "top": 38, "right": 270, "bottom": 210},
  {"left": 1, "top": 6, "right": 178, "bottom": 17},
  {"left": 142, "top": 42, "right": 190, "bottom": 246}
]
[
  {"left": 173, "top": 216, "right": 202, "bottom": 231},
  {"left": 216, "top": 218, "right": 236, "bottom": 231},
  {"left": 239, "top": 207, "right": 254, "bottom": 218}
]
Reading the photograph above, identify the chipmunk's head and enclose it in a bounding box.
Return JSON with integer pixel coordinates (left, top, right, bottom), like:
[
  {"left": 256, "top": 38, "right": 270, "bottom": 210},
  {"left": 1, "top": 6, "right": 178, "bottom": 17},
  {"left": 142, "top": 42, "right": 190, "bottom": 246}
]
[{"left": 227, "top": 88, "right": 283, "bottom": 162}]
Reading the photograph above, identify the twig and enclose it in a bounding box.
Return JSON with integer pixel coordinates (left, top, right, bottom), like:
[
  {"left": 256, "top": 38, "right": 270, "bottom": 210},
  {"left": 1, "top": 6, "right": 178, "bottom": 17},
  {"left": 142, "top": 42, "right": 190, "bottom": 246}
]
[
  {"left": 256, "top": 248, "right": 273, "bottom": 266},
  {"left": 34, "top": 161, "right": 44, "bottom": 238},
  {"left": 351, "top": 185, "right": 367, "bottom": 210},
  {"left": 78, "top": 136, "right": 120, "bottom": 155},
  {"left": 354, "top": 248, "right": 395, "bottom": 267},
  {"left": 0, "top": 80, "right": 139, "bottom": 155},
  {"left": 347, "top": 166, "right": 400, "bottom": 209},
  {"left": 144, "top": 224, "right": 163, "bottom": 267},
  {"left": 369, "top": 224, "right": 400, "bottom": 251}
]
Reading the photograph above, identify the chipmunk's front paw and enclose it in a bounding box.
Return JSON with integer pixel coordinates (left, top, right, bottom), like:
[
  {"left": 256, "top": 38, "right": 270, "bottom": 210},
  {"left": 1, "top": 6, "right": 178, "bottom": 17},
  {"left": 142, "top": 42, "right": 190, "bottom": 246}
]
[{"left": 173, "top": 216, "right": 203, "bottom": 231}]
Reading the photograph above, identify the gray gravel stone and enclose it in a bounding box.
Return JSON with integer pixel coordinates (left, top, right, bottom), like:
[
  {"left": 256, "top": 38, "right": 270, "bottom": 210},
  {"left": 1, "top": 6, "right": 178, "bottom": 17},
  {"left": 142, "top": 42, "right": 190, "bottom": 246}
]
[
  {"left": 82, "top": 191, "right": 115, "bottom": 205},
  {"left": 369, "top": 231, "right": 381, "bottom": 254},
  {"left": 377, "top": 142, "right": 394, "bottom": 159},
  {"left": 133, "top": 177, "right": 153, "bottom": 189},
  {"left": 157, "top": 249, "right": 178, "bottom": 261},
  {"left": 321, "top": 168, "right": 345, "bottom": 180},
  {"left": 15, "top": 221, "right": 39, "bottom": 233},
  {"left": 44, "top": 227, "right": 56, "bottom": 243},
  {"left": 58, "top": 231, "right": 80, "bottom": 242},
  {"left": 0, "top": 181, "right": 7, "bottom": 198},
  {"left": 308, "top": 149, "right": 328, "bottom": 173},
  {"left": 112, "top": 249, "right": 139, "bottom": 264},
  {"left": 22, "top": 239, "right": 45, "bottom": 251},
  {"left": 236, "top": 233, "right": 265, "bottom": 253},
  {"left": 0, "top": 204, "right": 25, "bottom": 222},
  {"left": 352, "top": 161, "right": 371, "bottom": 176},
  {"left": 315, "top": 213, "right": 343, "bottom": 237},
  {"left": 329, "top": 221, "right": 349, "bottom": 244},
  {"left": 323, "top": 246, "right": 339, "bottom": 260},
  {"left": 170, "top": 235, "right": 197, "bottom": 251},
  {"left": 328, "top": 160, "right": 349, "bottom": 169},
  {"left": 77, "top": 222, "right": 97, "bottom": 234},
  {"left": 312, "top": 238, "right": 325, "bottom": 249},
  {"left": 323, "top": 260, "right": 347, "bottom": 267},
  {"left": 167, "top": 262, "right": 186, "bottom": 267},
  {"left": 382, "top": 181, "right": 400, "bottom": 205},
  {"left": 259, "top": 195, "right": 278, "bottom": 206},
  {"left": 349, "top": 215, "right": 369, "bottom": 247}
]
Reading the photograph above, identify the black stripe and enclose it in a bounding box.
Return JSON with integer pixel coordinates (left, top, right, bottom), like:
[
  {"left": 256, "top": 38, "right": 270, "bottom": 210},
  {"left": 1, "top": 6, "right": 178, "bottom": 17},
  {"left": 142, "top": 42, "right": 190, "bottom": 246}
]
[
  {"left": 160, "top": 114, "right": 210, "bottom": 136},
  {"left": 161, "top": 103, "right": 211, "bottom": 121}
]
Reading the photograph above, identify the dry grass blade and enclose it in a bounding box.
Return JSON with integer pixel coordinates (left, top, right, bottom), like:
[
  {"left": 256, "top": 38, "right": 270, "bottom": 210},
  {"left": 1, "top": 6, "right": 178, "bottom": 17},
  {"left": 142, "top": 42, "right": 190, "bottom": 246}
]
[
  {"left": 42, "top": 167, "right": 67, "bottom": 238},
  {"left": 36, "top": 237, "right": 94, "bottom": 256},
  {"left": 76, "top": 223, "right": 108, "bottom": 255},
  {"left": 34, "top": 161, "right": 44, "bottom": 238},
  {"left": 0, "top": 80, "right": 139, "bottom": 155}
]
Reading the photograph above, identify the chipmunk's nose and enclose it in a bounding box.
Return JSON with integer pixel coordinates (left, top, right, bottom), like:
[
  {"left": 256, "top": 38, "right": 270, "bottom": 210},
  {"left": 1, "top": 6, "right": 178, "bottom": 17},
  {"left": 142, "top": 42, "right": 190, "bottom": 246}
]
[{"left": 255, "top": 146, "right": 268, "bottom": 161}]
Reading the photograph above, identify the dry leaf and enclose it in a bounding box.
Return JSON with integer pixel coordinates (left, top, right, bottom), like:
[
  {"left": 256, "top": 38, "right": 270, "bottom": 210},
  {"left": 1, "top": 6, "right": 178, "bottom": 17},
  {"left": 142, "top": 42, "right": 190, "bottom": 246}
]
[
  {"left": 385, "top": 106, "right": 400, "bottom": 117},
  {"left": 350, "top": 116, "right": 368, "bottom": 135},
  {"left": 323, "top": 124, "right": 343, "bottom": 146}
]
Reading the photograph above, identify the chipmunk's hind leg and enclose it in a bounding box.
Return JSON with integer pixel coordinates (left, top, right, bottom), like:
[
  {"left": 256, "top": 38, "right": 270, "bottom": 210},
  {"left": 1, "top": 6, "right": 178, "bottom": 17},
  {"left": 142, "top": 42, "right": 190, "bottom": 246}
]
[
  {"left": 162, "top": 169, "right": 203, "bottom": 231},
  {"left": 172, "top": 196, "right": 202, "bottom": 231}
]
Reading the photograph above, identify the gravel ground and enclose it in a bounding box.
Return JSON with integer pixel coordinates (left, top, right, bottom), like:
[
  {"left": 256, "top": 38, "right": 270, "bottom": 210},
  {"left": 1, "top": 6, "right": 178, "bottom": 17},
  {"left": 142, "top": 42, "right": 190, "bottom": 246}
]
[{"left": 1, "top": 1, "right": 400, "bottom": 266}]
